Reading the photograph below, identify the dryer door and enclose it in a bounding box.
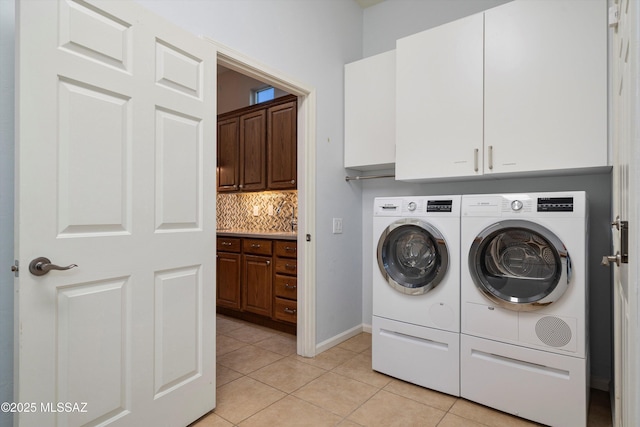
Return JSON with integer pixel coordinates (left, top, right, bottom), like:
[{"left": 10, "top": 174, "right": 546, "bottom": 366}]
[
  {"left": 377, "top": 219, "right": 449, "bottom": 295},
  {"left": 468, "top": 220, "right": 571, "bottom": 311}
]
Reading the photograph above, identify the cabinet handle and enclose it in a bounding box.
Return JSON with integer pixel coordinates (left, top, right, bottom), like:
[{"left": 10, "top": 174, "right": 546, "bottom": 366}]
[
  {"left": 474, "top": 148, "right": 479, "bottom": 172},
  {"left": 285, "top": 246, "right": 296, "bottom": 252},
  {"left": 284, "top": 307, "right": 297, "bottom": 314},
  {"left": 285, "top": 263, "right": 296, "bottom": 270},
  {"left": 284, "top": 283, "right": 297, "bottom": 290},
  {"left": 488, "top": 145, "right": 494, "bottom": 170},
  {"left": 239, "top": 184, "right": 243, "bottom": 189},
  {"left": 290, "top": 180, "right": 295, "bottom": 185},
  {"left": 266, "top": 260, "right": 271, "bottom": 265},
  {"left": 251, "top": 244, "right": 261, "bottom": 248},
  {"left": 222, "top": 242, "right": 232, "bottom": 246}
]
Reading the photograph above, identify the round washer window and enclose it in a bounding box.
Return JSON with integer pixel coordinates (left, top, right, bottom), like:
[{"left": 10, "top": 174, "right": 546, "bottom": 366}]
[
  {"left": 469, "top": 220, "right": 571, "bottom": 311},
  {"left": 377, "top": 219, "right": 449, "bottom": 295}
]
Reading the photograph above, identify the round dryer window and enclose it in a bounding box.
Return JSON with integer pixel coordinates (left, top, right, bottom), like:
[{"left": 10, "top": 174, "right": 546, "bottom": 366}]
[
  {"left": 468, "top": 220, "right": 572, "bottom": 311},
  {"left": 377, "top": 219, "right": 449, "bottom": 295}
]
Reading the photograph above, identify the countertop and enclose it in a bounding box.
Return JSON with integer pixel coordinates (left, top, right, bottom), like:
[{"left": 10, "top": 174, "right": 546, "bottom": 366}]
[{"left": 216, "top": 229, "right": 298, "bottom": 241}]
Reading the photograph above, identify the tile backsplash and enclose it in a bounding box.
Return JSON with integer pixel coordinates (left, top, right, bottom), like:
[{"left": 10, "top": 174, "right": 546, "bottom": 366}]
[{"left": 217, "top": 191, "right": 298, "bottom": 232}]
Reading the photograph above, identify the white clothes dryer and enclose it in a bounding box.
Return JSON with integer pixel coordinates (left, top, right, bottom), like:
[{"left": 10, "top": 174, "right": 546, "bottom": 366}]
[
  {"left": 372, "top": 195, "right": 461, "bottom": 396},
  {"left": 460, "top": 192, "right": 589, "bottom": 427}
]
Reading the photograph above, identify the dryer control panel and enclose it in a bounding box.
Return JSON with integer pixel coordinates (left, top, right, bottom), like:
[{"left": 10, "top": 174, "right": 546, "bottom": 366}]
[{"left": 537, "top": 197, "right": 574, "bottom": 212}]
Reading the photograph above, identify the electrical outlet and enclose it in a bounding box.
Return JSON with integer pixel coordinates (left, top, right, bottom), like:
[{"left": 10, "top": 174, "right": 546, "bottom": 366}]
[
  {"left": 253, "top": 206, "right": 259, "bottom": 216},
  {"left": 268, "top": 205, "right": 274, "bottom": 216},
  {"left": 332, "top": 218, "right": 343, "bottom": 234}
]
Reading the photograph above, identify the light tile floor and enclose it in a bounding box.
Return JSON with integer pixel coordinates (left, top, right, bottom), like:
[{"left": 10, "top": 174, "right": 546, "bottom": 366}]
[{"left": 191, "top": 315, "right": 613, "bottom": 426}]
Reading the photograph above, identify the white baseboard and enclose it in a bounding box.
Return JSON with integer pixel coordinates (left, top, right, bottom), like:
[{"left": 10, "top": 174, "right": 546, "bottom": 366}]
[{"left": 315, "top": 323, "right": 369, "bottom": 354}]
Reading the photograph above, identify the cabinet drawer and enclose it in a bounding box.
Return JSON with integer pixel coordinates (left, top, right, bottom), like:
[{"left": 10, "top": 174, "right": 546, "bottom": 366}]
[
  {"left": 275, "top": 258, "right": 297, "bottom": 275},
  {"left": 274, "top": 275, "right": 297, "bottom": 300},
  {"left": 274, "top": 298, "right": 297, "bottom": 323},
  {"left": 217, "top": 237, "right": 241, "bottom": 253},
  {"left": 274, "top": 240, "right": 297, "bottom": 258},
  {"left": 243, "top": 238, "right": 272, "bottom": 256}
]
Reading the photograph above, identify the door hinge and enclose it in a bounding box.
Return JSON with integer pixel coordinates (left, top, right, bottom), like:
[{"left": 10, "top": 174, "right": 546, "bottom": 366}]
[
  {"left": 306, "top": 234, "right": 311, "bottom": 242},
  {"left": 11, "top": 260, "right": 19, "bottom": 277}
]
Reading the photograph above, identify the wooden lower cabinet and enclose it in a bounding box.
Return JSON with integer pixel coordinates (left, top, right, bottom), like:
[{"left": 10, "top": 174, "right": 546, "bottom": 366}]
[
  {"left": 242, "top": 254, "right": 272, "bottom": 317},
  {"left": 217, "top": 236, "right": 297, "bottom": 331}
]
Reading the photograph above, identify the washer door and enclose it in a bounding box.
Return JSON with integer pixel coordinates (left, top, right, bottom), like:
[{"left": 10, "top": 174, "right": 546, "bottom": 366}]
[
  {"left": 468, "top": 220, "right": 571, "bottom": 311},
  {"left": 377, "top": 219, "right": 449, "bottom": 295}
]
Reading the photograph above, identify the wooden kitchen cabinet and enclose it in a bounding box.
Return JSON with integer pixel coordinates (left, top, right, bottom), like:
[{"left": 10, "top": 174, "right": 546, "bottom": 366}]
[
  {"left": 267, "top": 100, "right": 297, "bottom": 190},
  {"left": 217, "top": 95, "right": 297, "bottom": 192},
  {"left": 241, "top": 239, "right": 273, "bottom": 317},
  {"left": 344, "top": 50, "right": 396, "bottom": 171},
  {"left": 273, "top": 240, "right": 297, "bottom": 324},
  {"left": 217, "top": 117, "right": 240, "bottom": 191},
  {"left": 239, "top": 110, "right": 267, "bottom": 191},
  {"left": 395, "top": 0, "right": 607, "bottom": 181},
  {"left": 216, "top": 237, "right": 241, "bottom": 309}
]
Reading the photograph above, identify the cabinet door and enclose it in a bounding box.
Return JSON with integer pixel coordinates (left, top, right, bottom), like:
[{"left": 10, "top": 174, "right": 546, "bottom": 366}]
[
  {"left": 396, "top": 13, "right": 483, "bottom": 181},
  {"left": 217, "top": 117, "right": 239, "bottom": 191},
  {"left": 239, "top": 110, "right": 267, "bottom": 191},
  {"left": 242, "top": 254, "right": 272, "bottom": 316},
  {"left": 344, "top": 50, "right": 395, "bottom": 170},
  {"left": 267, "top": 100, "right": 297, "bottom": 189},
  {"left": 217, "top": 252, "right": 241, "bottom": 310},
  {"left": 484, "top": 0, "right": 607, "bottom": 174}
]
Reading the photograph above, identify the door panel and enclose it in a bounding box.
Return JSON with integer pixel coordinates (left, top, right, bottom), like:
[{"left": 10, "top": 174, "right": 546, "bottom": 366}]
[{"left": 17, "top": 1, "right": 217, "bottom": 426}]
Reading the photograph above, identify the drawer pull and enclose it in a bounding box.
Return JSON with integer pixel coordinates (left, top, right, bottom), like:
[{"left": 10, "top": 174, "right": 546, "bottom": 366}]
[
  {"left": 284, "top": 283, "right": 297, "bottom": 290},
  {"left": 251, "top": 244, "right": 261, "bottom": 248},
  {"left": 222, "top": 242, "right": 232, "bottom": 246},
  {"left": 284, "top": 307, "right": 297, "bottom": 314},
  {"left": 285, "top": 263, "right": 296, "bottom": 270},
  {"left": 285, "top": 246, "right": 296, "bottom": 252}
]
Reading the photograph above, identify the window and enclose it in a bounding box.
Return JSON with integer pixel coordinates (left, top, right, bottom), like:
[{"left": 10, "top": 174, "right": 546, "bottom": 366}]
[{"left": 254, "top": 86, "right": 275, "bottom": 104}]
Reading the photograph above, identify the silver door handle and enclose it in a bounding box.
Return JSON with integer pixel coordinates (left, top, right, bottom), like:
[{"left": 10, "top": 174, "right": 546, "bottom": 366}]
[
  {"left": 601, "top": 252, "right": 621, "bottom": 267},
  {"left": 29, "top": 257, "right": 78, "bottom": 276}
]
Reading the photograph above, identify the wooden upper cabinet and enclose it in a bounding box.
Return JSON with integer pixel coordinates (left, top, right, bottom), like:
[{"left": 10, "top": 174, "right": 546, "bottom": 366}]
[
  {"left": 239, "top": 110, "right": 266, "bottom": 191},
  {"left": 217, "top": 95, "right": 297, "bottom": 192},
  {"left": 217, "top": 117, "right": 239, "bottom": 191},
  {"left": 267, "top": 100, "right": 297, "bottom": 190}
]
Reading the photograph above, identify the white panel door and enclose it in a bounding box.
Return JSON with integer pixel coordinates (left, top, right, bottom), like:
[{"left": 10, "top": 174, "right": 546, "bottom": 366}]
[
  {"left": 396, "top": 13, "right": 483, "bottom": 181},
  {"left": 16, "top": 1, "right": 217, "bottom": 426},
  {"left": 610, "top": 0, "right": 638, "bottom": 425},
  {"left": 484, "top": 0, "right": 607, "bottom": 174}
]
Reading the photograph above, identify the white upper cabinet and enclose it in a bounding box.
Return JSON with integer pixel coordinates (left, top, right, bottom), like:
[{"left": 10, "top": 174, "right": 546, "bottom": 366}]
[
  {"left": 344, "top": 50, "right": 396, "bottom": 171},
  {"left": 395, "top": 0, "right": 607, "bottom": 182},
  {"left": 484, "top": 0, "right": 607, "bottom": 174},
  {"left": 396, "top": 13, "right": 483, "bottom": 181}
]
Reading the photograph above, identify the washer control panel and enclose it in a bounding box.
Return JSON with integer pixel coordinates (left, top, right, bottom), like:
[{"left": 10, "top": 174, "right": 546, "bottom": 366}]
[{"left": 537, "top": 197, "right": 574, "bottom": 212}]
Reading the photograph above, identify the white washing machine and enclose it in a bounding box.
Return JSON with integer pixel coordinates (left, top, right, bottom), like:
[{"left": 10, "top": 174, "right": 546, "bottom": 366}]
[
  {"left": 460, "top": 192, "right": 589, "bottom": 426},
  {"left": 372, "top": 195, "right": 461, "bottom": 396}
]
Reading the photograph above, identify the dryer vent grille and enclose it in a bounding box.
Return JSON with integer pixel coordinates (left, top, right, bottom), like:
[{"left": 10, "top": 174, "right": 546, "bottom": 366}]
[{"left": 535, "top": 316, "right": 572, "bottom": 348}]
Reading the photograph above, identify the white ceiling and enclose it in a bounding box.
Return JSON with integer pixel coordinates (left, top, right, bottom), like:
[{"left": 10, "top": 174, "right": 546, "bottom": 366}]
[{"left": 354, "top": 0, "right": 385, "bottom": 8}]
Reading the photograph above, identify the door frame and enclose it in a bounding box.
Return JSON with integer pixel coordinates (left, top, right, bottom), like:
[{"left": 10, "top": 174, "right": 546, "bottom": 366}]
[{"left": 205, "top": 38, "right": 316, "bottom": 357}]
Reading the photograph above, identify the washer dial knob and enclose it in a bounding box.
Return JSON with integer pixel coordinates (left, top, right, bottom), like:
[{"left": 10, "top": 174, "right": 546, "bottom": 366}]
[
  {"left": 407, "top": 201, "right": 417, "bottom": 211},
  {"left": 511, "top": 200, "right": 524, "bottom": 211}
]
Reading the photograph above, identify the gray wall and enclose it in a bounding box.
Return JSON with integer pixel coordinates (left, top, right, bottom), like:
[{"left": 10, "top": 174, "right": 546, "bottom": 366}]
[
  {"left": 359, "top": 0, "right": 612, "bottom": 388},
  {"left": 0, "top": 1, "right": 15, "bottom": 426}
]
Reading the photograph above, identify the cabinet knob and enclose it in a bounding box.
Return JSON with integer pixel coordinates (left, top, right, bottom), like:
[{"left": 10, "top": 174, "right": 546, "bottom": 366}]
[
  {"left": 266, "top": 260, "right": 271, "bottom": 265},
  {"left": 239, "top": 184, "right": 243, "bottom": 189},
  {"left": 290, "top": 180, "right": 295, "bottom": 185}
]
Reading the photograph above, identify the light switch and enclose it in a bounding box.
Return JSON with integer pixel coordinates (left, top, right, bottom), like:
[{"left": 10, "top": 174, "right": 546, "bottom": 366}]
[{"left": 332, "top": 218, "right": 343, "bottom": 234}]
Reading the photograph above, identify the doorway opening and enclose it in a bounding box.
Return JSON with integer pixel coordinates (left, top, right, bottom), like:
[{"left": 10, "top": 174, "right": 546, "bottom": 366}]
[{"left": 209, "top": 39, "right": 317, "bottom": 357}]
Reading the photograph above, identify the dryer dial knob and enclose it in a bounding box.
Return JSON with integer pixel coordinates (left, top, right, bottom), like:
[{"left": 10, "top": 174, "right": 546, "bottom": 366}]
[
  {"left": 407, "top": 201, "right": 417, "bottom": 211},
  {"left": 511, "top": 200, "right": 524, "bottom": 211}
]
